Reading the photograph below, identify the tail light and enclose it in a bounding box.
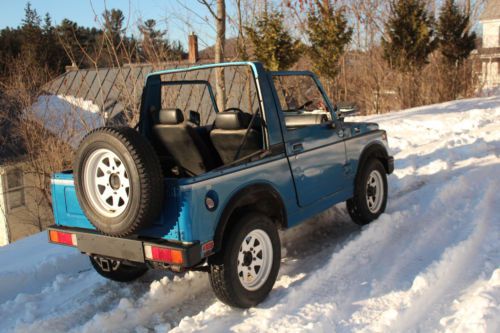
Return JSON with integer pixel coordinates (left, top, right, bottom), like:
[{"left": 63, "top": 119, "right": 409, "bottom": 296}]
[
  {"left": 144, "top": 245, "right": 183, "bottom": 265},
  {"left": 49, "top": 230, "right": 77, "bottom": 246}
]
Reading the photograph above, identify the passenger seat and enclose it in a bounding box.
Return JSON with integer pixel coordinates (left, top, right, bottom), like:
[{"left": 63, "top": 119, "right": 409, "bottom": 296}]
[
  {"left": 153, "top": 108, "right": 219, "bottom": 176},
  {"left": 210, "top": 111, "right": 262, "bottom": 164}
]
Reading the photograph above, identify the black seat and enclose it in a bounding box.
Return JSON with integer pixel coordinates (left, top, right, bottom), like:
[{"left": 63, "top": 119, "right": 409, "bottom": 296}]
[
  {"left": 210, "top": 111, "right": 262, "bottom": 164},
  {"left": 153, "top": 108, "right": 218, "bottom": 176}
]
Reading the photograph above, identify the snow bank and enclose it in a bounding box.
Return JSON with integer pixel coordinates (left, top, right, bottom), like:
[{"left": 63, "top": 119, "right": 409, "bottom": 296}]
[
  {"left": 1, "top": 95, "right": 499, "bottom": 332},
  {"left": 0, "top": 232, "right": 88, "bottom": 303},
  {"left": 31, "top": 95, "right": 104, "bottom": 148}
]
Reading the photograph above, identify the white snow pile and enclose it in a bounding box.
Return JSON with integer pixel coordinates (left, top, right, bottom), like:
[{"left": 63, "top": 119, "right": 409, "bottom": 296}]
[
  {"left": 1, "top": 95, "right": 499, "bottom": 332},
  {"left": 31, "top": 95, "right": 104, "bottom": 147}
]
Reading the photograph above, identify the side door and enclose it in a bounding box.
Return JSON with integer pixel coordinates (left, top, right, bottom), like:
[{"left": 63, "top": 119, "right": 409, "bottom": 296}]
[{"left": 270, "top": 72, "right": 348, "bottom": 207}]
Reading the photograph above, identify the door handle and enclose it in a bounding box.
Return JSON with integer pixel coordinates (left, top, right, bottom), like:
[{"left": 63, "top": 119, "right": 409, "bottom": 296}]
[{"left": 291, "top": 143, "right": 304, "bottom": 153}]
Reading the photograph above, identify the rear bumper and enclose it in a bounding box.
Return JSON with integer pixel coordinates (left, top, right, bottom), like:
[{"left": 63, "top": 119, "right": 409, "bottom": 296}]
[
  {"left": 47, "top": 225, "right": 202, "bottom": 268},
  {"left": 387, "top": 156, "right": 395, "bottom": 174}
]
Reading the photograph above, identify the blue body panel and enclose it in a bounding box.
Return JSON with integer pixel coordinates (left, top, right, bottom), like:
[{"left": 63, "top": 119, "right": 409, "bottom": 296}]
[
  {"left": 51, "top": 61, "right": 390, "bottom": 249},
  {"left": 52, "top": 174, "right": 183, "bottom": 240},
  {"left": 51, "top": 152, "right": 352, "bottom": 243}
]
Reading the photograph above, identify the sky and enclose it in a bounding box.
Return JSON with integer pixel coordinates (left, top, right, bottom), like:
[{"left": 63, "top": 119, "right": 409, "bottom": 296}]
[
  {"left": 0, "top": 0, "right": 485, "bottom": 51},
  {"left": 0, "top": 0, "right": 240, "bottom": 50}
]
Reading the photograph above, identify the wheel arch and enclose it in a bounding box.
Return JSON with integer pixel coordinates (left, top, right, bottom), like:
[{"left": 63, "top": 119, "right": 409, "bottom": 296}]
[
  {"left": 356, "top": 142, "right": 391, "bottom": 177},
  {"left": 213, "top": 183, "right": 287, "bottom": 252}
]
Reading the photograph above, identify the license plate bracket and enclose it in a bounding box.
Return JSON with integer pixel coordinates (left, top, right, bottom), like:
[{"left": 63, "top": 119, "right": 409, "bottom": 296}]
[{"left": 76, "top": 233, "right": 145, "bottom": 263}]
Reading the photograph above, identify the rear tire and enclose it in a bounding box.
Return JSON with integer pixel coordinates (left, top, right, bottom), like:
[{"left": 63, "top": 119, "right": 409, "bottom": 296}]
[
  {"left": 89, "top": 256, "right": 148, "bottom": 282},
  {"left": 208, "top": 213, "right": 280, "bottom": 308},
  {"left": 74, "top": 127, "right": 163, "bottom": 236},
  {"left": 347, "top": 159, "right": 388, "bottom": 225}
]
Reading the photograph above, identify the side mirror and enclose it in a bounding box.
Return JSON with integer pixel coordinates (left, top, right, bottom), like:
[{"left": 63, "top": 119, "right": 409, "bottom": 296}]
[{"left": 336, "top": 102, "right": 359, "bottom": 120}]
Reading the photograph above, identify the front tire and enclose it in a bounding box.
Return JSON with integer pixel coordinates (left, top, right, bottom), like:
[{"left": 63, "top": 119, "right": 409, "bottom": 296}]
[
  {"left": 90, "top": 256, "right": 148, "bottom": 282},
  {"left": 347, "top": 158, "right": 388, "bottom": 225},
  {"left": 208, "top": 213, "right": 280, "bottom": 308}
]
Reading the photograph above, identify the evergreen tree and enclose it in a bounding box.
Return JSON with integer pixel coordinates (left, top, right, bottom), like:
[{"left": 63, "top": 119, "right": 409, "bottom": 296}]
[
  {"left": 100, "top": 9, "right": 127, "bottom": 65},
  {"left": 20, "top": 2, "right": 43, "bottom": 67},
  {"left": 43, "top": 13, "right": 52, "bottom": 32},
  {"left": 141, "top": 19, "right": 165, "bottom": 42},
  {"left": 382, "top": 0, "right": 436, "bottom": 72},
  {"left": 41, "top": 13, "right": 65, "bottom": 72},
  {"left": 102, "top": 9, "right": 125, "bottom": 47},
  {"left": 139, "top": 19, "right": 183, "bottom": 62},
  {"left": 436, "top": 0, "right": 476, "bottom": 100},
  {"left": 22, "top": 2, "right": 41, "bottom": 28},
  {"left": 437, "top": 0, "right": 476, "bottom": 65},
  {"left": 56, "top": 19, "right": 83, "bottom": 65},
  {"left": 139, "top": 19, "right": 165, "bottom": 60},
  {"left": 306, "top": 1, "right": 352, "bottom": 87},
  {"left": 0, "top": 28, "right": 22, "bottom": 75},
  {"left": 246, "top": 10, "right": 302, "bottom": 71}
]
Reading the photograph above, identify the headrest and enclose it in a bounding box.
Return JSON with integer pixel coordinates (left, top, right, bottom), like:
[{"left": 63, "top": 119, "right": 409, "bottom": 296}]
[
  {"left": 158, "top": 108, "right": 184, "bottom": 125},
  {"left": 214, "top": 111, "right": 253, "bottom": 130}
]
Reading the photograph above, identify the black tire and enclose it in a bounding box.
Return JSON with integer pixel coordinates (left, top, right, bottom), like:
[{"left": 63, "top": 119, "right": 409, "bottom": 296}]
[
  {"left": 208, "top": 213, "right": 280, "bottom": 308},
  {"left": 347, "top": 158, "right": 388, "bottom": 225},
  {"left": 74, "top": 127, "right": 163, "bottom": 236},
  {"left": 90, "top": 256, "right": 148, "bottom": 282}
]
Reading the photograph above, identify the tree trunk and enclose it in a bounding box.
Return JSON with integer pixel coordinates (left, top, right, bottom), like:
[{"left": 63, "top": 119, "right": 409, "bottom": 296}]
[
  {"left": 236, "top": 0, "right": 247, "bottom": 60},
  {"left": 215, "top": 0, "right": 226, "bottom": 111}
]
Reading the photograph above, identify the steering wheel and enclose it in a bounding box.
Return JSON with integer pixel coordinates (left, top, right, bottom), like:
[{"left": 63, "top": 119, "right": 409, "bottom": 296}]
[{"left": 296, "top": 100, "right": 313, "bottom": 111}]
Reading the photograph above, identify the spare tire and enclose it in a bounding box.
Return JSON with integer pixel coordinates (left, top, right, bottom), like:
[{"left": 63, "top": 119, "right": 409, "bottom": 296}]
[{"left": 74, "top": 127, "right": 163, "bottom": 236}]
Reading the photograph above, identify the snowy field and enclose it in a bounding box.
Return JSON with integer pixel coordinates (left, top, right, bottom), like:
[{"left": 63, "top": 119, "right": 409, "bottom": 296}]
[{"left": 1, "top": 95, "right": 499, "bottom": 333}]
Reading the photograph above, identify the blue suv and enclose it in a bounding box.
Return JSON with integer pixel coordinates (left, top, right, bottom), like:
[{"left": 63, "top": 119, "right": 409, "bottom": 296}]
[{"left": 48, "top": 62, "right": 394, "bottom": 308}]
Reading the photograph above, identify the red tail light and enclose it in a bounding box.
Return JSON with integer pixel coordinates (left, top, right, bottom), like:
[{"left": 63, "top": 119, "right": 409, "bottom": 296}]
[
  {"left": 144, "top": 245, "right": 183, "bottom": 264},
  {"left": 49, "top": 230, "right": 77, "bottom": 246}
]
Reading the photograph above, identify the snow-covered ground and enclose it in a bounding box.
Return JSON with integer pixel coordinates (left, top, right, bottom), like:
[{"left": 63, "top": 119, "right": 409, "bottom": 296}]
[{"left": 1, "top": 95, "right": 499, "bottom": 333}]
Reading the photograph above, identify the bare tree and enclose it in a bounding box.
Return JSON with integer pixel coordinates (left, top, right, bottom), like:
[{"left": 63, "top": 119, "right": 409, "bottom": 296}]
[
  {"left": 198, "top": 0, "right": 227, "bottom": 111},
  {"left": 235, "top": 0, "right": 248, "bottom": 60},
  {"left": 1, "top": 58, "right": 74, "bottom": 234}
]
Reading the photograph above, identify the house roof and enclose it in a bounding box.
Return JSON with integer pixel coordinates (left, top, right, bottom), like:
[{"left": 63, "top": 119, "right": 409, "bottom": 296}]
[
  {"left": 480, "top": 0, "right": 500, "bottom": 21},
  {"left": 41, "top": 38, "right": 251, "bottom": 119},
  {"left": 41, "top": 61, "right": 206, "bottom": 119},
  {"left": 38, "top": 60, "right": 210, "bottom": 147}
]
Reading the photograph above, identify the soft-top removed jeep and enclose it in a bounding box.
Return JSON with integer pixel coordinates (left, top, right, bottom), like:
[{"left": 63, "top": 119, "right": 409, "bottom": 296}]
[{"left": 48, "top": 62, "right": 393, "bottom": 308}]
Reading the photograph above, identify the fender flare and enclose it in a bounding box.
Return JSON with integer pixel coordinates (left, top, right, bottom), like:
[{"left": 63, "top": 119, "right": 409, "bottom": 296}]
[
  {"left": 213, "top": 183, "right": 287, "bottom": 252},
  {"left": 356, "top": 142, "right": 392, "bottom": 177}
]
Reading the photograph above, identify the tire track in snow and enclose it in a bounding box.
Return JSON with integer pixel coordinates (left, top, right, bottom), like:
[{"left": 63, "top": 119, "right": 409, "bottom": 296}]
[
  {"left": 169, "top": 98, "right": 500, "bottom": 332},
  {"left": 351, "top": 164, "right": 500, "bottom": 333}
]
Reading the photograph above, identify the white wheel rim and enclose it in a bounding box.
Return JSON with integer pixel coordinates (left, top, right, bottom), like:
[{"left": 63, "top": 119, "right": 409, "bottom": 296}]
[
  {"left": 366, "top": 169, "right": 384, "bottom": 213},
  {"left": 237, "top": 229, "right": 273, "bottom": 291},
  {"left": 83, "top": 148, "right": 130, "bottom": 218}
]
